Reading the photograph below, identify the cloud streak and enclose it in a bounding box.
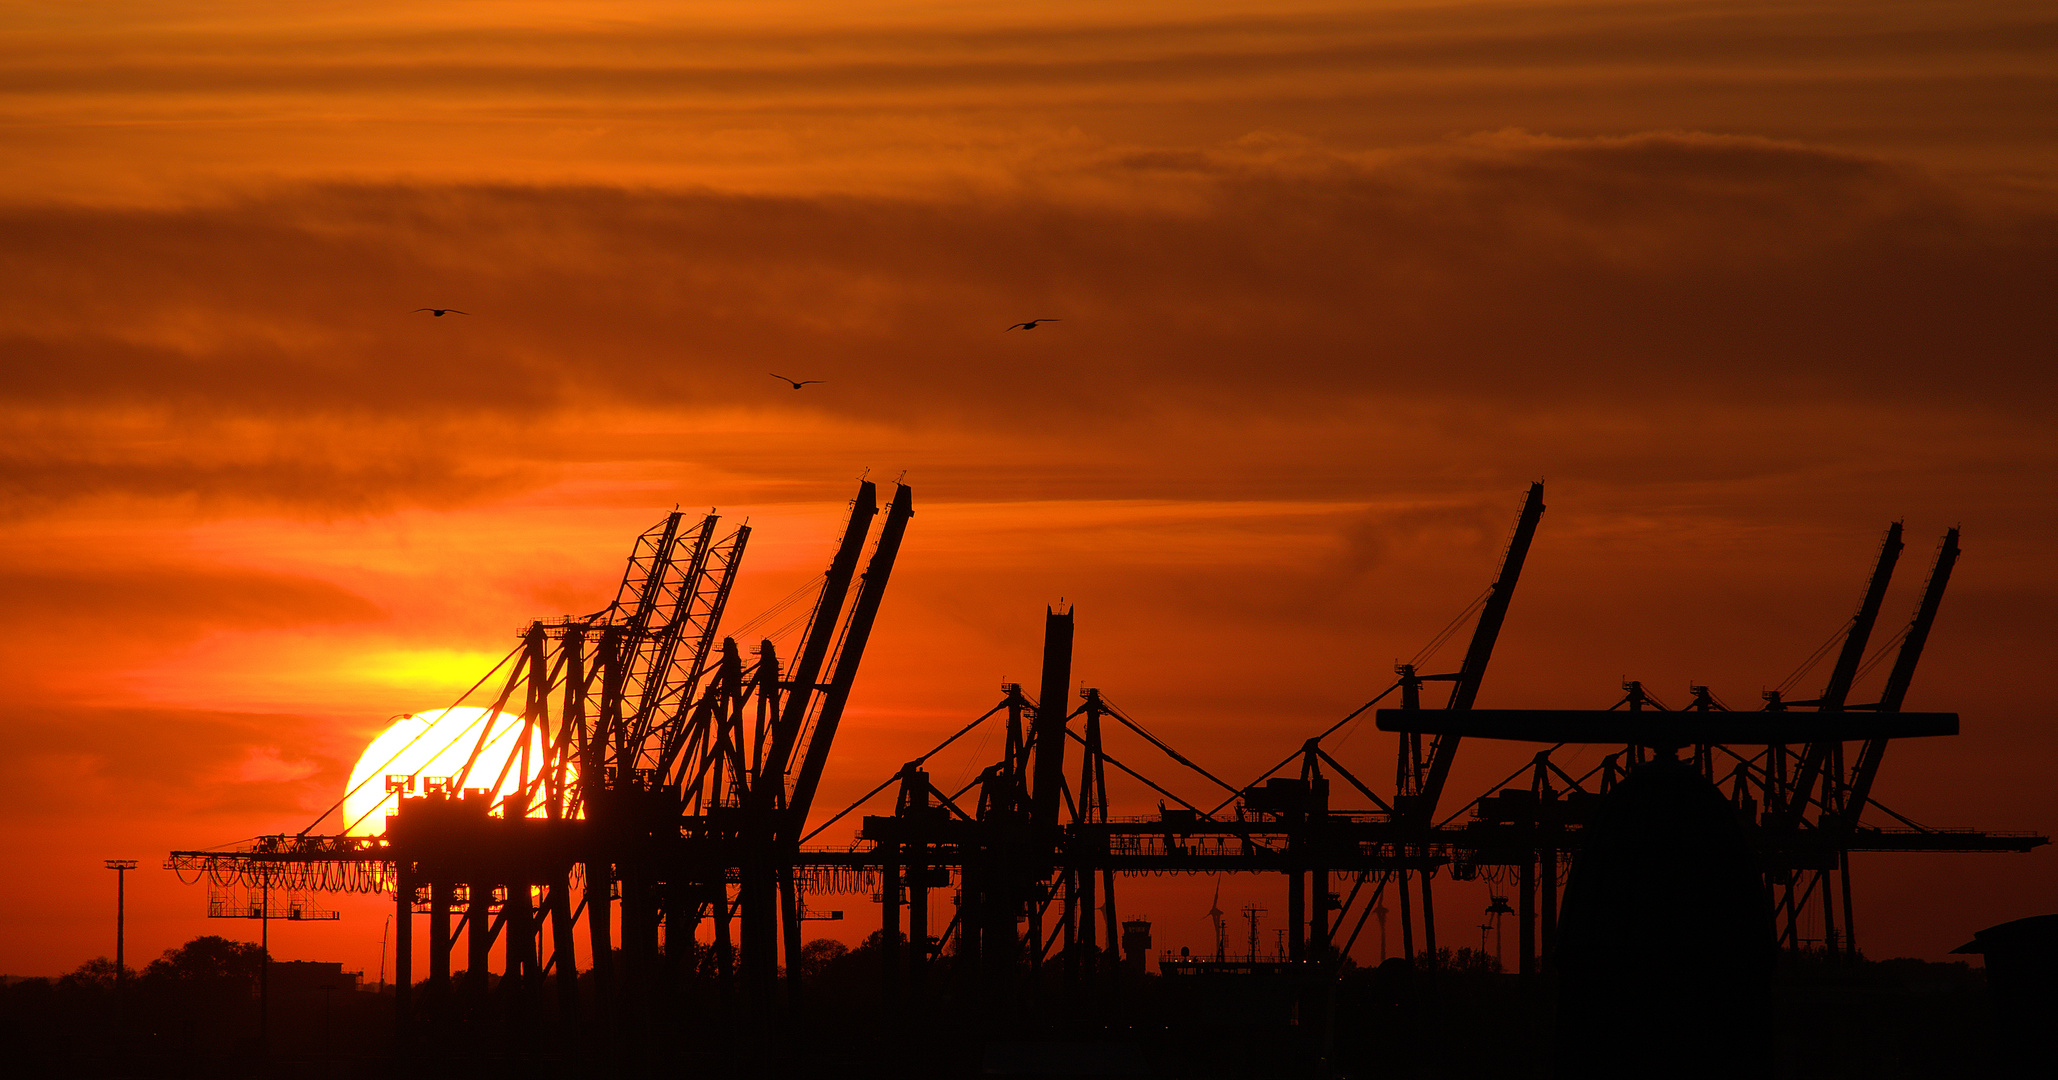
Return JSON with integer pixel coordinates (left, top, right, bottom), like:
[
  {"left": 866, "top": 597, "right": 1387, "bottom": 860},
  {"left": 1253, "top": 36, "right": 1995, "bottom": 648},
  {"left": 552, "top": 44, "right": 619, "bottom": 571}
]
[
  {"left": 4, "top": 1, "right": 2057, "bottom": 202},
  {"left": 3, "top": 132, "right": 2050, "bottom": 438}
]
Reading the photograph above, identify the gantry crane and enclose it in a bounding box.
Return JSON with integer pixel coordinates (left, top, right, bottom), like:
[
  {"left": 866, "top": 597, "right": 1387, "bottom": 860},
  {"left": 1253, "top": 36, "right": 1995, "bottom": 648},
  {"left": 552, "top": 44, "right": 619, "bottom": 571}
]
[
  {"left": 167, "top": 478, "right": 2042, "bottom": 1063},
  {"left": 170, "top": 480, "right": 915, "bottom": 1047}
]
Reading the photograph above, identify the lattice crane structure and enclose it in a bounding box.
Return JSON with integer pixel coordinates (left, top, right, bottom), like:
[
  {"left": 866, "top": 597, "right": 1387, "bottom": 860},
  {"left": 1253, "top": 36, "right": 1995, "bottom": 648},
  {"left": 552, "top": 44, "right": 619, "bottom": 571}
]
[
  {"left": 168, "top": 478, "right": 2042, "bottom": 1057},
  {"left": 170, "top": 480, "right": 913, "bottom": 1039}
]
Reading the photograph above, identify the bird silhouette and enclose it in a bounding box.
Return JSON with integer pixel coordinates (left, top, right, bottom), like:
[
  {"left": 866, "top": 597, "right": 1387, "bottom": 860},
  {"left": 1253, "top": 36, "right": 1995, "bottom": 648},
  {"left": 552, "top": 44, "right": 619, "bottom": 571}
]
[
  {"left": 770, "top": 373, "right": 824, "bottom": 390},
  {"left": 1006, "top": 319, "right": 1061, "bottom": 331},
  {"left": 412, "top": 308, "right": 470, "bottom": 317}
]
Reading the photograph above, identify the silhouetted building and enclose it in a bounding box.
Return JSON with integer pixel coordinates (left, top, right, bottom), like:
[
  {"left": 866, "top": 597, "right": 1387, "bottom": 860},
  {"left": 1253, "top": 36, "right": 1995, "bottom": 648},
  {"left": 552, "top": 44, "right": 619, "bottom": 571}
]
[
  {"left": 1121, "top": 919, "right": 1152, "bottom": 977},
  {"left": 268, "top": 959, "right": 359, "bottom": 997},
  {"left": 1554, "top": 754, "right": 1774, "bottom": 1080},
  {"left": 1954, "top": 913, "right": 2058, "bottom": 1069}
]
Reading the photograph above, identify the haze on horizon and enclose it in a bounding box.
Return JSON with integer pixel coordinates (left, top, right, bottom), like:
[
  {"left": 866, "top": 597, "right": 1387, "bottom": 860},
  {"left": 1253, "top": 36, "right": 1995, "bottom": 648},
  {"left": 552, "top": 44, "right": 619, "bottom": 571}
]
[{"left": 2, "top": 0, "right": 2053, "bottom": 980}]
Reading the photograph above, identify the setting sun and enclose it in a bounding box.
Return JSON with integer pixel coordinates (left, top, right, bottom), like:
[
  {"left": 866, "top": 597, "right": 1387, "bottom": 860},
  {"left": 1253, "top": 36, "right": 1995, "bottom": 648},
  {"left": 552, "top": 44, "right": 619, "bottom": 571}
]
[{"left": 340, "top": 707, "right": 563, "bottom": 836}]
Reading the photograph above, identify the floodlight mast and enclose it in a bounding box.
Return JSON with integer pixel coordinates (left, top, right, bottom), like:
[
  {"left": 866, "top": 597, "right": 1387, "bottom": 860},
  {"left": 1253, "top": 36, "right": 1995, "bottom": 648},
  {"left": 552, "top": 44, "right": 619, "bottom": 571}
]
[{"left": 104, "top": 859, "right": 137, "bottom": 997}]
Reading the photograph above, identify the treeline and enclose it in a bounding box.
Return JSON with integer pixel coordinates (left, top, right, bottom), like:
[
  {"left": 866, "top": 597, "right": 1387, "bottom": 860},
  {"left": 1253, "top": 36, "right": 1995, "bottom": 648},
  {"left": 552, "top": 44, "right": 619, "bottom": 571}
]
[
  {"left": 1, "top": 935, "right": 391, "bottom": 1077},
  {"left": 2, "top": 930, "right": 1995, "bottom": 1078}
]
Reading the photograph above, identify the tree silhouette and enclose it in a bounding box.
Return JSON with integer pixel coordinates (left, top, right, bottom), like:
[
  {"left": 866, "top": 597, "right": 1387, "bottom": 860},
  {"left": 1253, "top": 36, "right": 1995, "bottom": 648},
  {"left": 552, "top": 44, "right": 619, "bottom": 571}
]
[
  {"left": 798, "top": 938, "right": 849, "bottom": 984},
  {"left": 58, "top": 956, "right": 125, "bottom": 993},
  {"left": 142, "top": 934, "right": 266, "bottom": 996}
]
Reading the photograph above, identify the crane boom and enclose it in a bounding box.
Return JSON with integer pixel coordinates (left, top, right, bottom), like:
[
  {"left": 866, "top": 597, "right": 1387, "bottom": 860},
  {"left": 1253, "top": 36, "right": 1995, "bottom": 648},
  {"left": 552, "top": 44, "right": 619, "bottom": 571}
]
[
  {"left": 1818, "top": 522, "right": 1904, "bottom": 711},
  {"left": 1031, "top": 607, "right": 1076, "bottom": 833},
  {"left": 620, "top": 515, "right": 720, "bottom": 763},
  {"left": 1877, "top": 528, "right": 1960, "bottom": 713},
  {"left": 649, "top": 524, "right": 751, "bottom": 778},
  {"left": 785, "top": 482, "right": 914, "bottom": 840},
  {"left": 756, "top": 483, "right": 878, "bottom": 812},
  {"left": 1414, "top": 481, "right": 1546, "bottom": 821},
  {"left": 590, "top": 512, "right": 686, "bottom": 777},
  {"left": 1780, "top": 523, "right": 1904, "bottom": 825},
  {"left": 1843, "top": 528, "right": 1960, "bottom": 826}
]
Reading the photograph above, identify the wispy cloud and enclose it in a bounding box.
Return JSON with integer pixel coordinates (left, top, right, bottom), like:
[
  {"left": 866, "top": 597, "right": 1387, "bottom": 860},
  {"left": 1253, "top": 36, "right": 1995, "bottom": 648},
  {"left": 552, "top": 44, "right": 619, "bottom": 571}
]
[
  {"left": 3, "top": 132, "right": 2051, "bottom": 442},
  {"left": 4, "top": 2, "right": 2055, "bottom": 199}
]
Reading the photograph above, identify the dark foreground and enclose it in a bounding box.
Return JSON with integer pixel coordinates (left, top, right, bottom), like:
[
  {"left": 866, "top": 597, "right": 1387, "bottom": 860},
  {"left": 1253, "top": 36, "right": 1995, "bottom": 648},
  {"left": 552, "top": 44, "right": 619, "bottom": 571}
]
[{"left": 0, "top": 941, "right": 2012, "bottom": 1079}]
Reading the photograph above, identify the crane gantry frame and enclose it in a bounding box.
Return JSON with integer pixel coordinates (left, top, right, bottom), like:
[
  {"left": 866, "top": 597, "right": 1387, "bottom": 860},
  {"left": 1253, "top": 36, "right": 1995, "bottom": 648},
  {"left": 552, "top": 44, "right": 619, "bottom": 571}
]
[{"left": 168, "top": 479, "right": 2043, "bottom": 1060}]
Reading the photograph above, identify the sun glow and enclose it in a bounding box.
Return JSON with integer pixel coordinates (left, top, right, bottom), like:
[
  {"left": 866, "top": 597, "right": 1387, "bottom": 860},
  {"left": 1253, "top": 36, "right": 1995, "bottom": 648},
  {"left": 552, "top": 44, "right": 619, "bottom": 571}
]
[{"left": 341, "top": 707, "right": 566, "bottom": 836}]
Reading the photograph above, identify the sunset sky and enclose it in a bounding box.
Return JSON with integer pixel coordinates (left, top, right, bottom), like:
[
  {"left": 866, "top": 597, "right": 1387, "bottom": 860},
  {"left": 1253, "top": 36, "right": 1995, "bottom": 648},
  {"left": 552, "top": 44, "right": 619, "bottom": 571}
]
[{"left": 3, "top": 0, "right": 2054, "bottom": 979}]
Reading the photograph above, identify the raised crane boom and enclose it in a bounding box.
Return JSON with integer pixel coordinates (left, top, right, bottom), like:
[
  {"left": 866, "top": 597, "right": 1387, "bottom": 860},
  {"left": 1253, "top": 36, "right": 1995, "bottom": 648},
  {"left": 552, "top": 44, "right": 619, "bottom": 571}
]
[
  {"left": 623, "top": 516, "right": 750, "bottom": 773},
  {"left": 1818, "top": 522, "right": 1904, "bottom": 711},
  {"left": 1031, "top": 606, "right": 1076, "bottom": 833},
  {"left": 1777, "top": 522, "right": 1904, "bottom": 826},
  {"left": 754, "top": 482, "right": 878, "bottom": 818},
  {"left": 1412, "top": 481, "right": 1546, "bottom": 822},
  {"left": 646, "top": 522, "right": 751, "bottom": 778},
  {"left": 1843, "top": 527, "right": 1961, "bottom": 826},
  {"left": 786, "top": 482, "right": 914, "bottom": 841}
]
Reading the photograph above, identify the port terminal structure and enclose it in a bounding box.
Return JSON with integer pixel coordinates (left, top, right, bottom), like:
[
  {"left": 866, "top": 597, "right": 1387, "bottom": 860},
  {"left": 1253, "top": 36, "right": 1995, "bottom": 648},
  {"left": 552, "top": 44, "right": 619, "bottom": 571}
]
[{"left": 168, "top": 479, "right": 2045, "bottom": 1051}]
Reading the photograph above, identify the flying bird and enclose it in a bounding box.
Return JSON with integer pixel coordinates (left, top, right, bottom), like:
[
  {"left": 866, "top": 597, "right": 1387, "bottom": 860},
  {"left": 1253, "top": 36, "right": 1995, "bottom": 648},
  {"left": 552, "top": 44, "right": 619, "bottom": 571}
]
[
  {"left": 411, "top": 308, "right": 470, "bottom": 317},
  {"left": 1006, "top": 319, "right": 1061, "bottom": 331},
  {"left": 770, "top": 373, "right": 824, "bottom": 390}
]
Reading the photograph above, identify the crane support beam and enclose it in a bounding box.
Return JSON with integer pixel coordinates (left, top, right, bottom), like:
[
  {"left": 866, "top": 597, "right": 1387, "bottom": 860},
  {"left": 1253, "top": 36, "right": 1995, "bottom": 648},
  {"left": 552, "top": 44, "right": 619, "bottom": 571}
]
[
  {"left": 1819, "top": 523, "right": 1905, "bottom": 711},
  {"left": 1845, "top": 528, "right": 1962, "bottom": 825},
  {"left": 1032, "top": 607, "right": 1076, "bottom": 833},
  {"left": 621, "top": 514, "right": 718, "bottom": 755},
  {"left": 1378, "top": 709, "right": 1958, "bottom": 745},
  {"left": 758, "top": 482, "right": 877, "bottom": 812},
  {"left": 1414, "top": 481, "right": 1546, "bottom": 821},
  {"left": 786, "top": 483, "right": 914, "bottom": 841},
  {"left": 1877, "top": 528, "right": 1961, "bottom": 714},
  {"left": 1780, "top": 522, "right": 1904, "bottom": 825}
]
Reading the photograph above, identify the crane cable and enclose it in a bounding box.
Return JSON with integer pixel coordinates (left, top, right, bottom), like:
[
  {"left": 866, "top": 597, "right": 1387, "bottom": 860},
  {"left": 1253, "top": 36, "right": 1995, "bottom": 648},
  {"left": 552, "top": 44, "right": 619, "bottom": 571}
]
[
  {"left": 1775, "top": 617, "right": 1853, "bottom": 697},
  {"left": 299, "top": 640, "right": 523, "bottom": 836},
  {"left": 1409, "top": 587, "right": 1492, "bottom": 670}
]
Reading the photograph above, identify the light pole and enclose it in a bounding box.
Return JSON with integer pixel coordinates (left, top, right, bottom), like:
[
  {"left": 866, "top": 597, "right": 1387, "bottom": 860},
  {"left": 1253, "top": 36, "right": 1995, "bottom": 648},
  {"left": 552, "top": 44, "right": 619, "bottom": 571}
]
[{"left": 104, "top": 860, "right": 138, "bottom": 994}]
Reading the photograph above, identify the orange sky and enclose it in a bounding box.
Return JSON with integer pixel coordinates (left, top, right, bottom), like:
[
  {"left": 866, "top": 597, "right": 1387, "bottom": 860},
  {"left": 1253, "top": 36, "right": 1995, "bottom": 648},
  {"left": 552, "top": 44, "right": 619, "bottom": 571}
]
[{"left": 3, "top": 0, "right": 2054, "bottom": 978}]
